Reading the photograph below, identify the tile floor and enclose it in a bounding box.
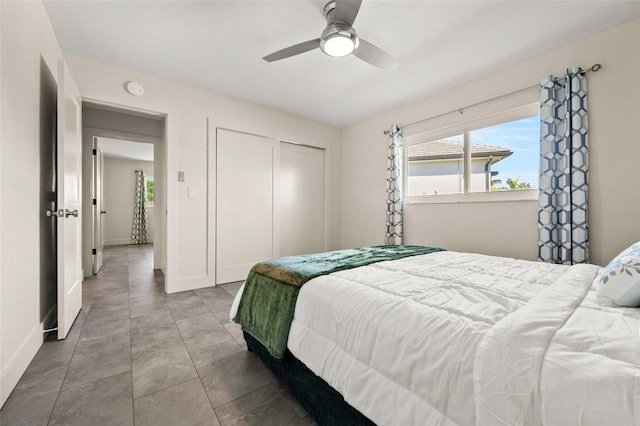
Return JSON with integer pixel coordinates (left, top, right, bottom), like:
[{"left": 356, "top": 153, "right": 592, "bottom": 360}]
[{"left": 0, "top": 244, "right": 314, "bottom": 426}]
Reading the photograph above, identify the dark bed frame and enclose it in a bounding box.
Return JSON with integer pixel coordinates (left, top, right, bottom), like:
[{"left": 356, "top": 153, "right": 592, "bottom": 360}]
[{"left": 244, "top": 331, "right": 375, "bottom": 426}]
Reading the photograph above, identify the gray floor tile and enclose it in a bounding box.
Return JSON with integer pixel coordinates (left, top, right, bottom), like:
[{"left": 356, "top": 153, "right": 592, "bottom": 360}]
[
  {"left": 49, "top": 371, "right": 134, "bottom": 426},
  {"left": 20, "top": 337, "right": 77, "bottom": 377},
  {"left": 176, "top": 314, "right": 231, "bottom": 350},
  {"left": 1, "top": 244, "right": 310, "bottom": 425},
  {"left": 131, "top": 335, "right": 197, "bottom": 398},
  {"left": 187, "top": 338, "right": 245, "bottom": 369},
  {"left": 131, "top": 321, "right": 181, "bottom": 351},
  {"left": 214, "top": 383, "right": 310, "bottom": 426},
  {"left": 195, "top": 286, "right": 230, "bottom": 300},
  {"left": 74, "top": 330, "right": 130, "bottom": 358},
  {"left": 130, "top": 306, "right": 175, "bottom": 328},
  {"left": 90, "top": 290, "right": 130, "bottom": 307},
  {"left": 83, "top": 286, "right": 97, "bottom": 312},
  {"left": 166, "top": 291, "right": 211, "bottom": 321},
  {"left": 62, "top": 310, "right": 86, "bottom": 344},
  {"left": 201, "top": 293, "right": 235, "bottom": 325},
  {"left": 79, "top": 315, "right": 130, "bottom": 340},
  {"left": 84, "top": 303, "right": 130, "bottom": 325},
  {"left": 98, "top": 266, "right": 129, "bottom": 278},
  {"left": 219, "top": 281, "right": 244, "bottom": 297},
  {"left": 129, "top": 294, "right": 168, "bottom": 318},
  {"left": 61, "top": 343, "right": 132, "bottom": 392},
  {"left": 223, "top": 322, "right": 247, "bottom": 349},
  {"left": 129, "top": 271, "right": 155, "bottom": 282},
  {"left": 0, "top": 364, "right": 67, "bottom": 426},
  {"left": 133, "top": 378, "right": 219, "bottom": 426},
  {"left": 93, "top": 280, "right": 130, "bottom": 298},
  {"left": 129, "top": 283, "right": 164, "bottom": 298},
  {"left": 198, "top": 351, "right": 277, "bottom": 408}
]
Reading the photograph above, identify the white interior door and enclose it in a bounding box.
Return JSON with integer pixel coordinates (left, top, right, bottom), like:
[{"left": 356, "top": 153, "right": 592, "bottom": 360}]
[
  {"left": 216, "top": 129, "right": 277, "bottom": 284},
  {"left": 92, "top": 140, "right": 105, "bottom": 274},
  {"left": 57, "top": 59, "right": 83, "bottom": 340},
  {"left": 280, "top": 143, "right": 325, "bottom": 256}
]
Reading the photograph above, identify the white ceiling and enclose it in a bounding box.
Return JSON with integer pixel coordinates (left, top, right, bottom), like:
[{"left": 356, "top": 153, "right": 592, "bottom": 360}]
[
  {"left": 98, "top": 137, "right": 154, "bottom": 162},
  {"left": 44, "top": 1, "right": 640, "bottom": 128}
]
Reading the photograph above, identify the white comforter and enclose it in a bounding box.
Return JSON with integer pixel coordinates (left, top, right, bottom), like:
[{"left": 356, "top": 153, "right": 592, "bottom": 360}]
[{"left": 284, "top": 251, "right": 640, "bottom": 426}]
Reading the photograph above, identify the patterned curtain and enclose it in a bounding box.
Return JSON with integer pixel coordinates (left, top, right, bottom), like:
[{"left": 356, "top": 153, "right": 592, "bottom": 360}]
[
  {"left": 538, "top": 67, "right": 589, "bottom": 264},
  {"left": 385, "top": 125, "right": 403, "bottom": 245},
  {"left": 131, "top": 170, "right": 148, "bottom": 244}
]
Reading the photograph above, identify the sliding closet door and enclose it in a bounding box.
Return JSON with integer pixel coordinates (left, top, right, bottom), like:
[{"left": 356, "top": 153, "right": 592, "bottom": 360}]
[
  {"left": 280, "top": 143, "right": 325, "bottom": 257},
  {"left": 216, "top": 130, "right": 277, "bottom": 284}
]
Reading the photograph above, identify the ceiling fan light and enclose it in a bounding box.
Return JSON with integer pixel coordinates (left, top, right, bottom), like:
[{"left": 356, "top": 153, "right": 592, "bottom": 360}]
[{"left": 322, "top": 33, "right": 358, "bottom": 57}]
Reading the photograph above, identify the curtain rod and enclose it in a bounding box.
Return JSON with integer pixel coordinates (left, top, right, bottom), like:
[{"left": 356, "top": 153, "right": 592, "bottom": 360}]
[{"left": 383, "top": 63, "right": 602, "bottom": 135}]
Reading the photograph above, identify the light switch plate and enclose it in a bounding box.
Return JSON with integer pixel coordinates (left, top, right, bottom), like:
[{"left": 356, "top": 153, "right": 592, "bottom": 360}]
[{"left": 188, "top": 187, "right": 197, "bottom": 199}]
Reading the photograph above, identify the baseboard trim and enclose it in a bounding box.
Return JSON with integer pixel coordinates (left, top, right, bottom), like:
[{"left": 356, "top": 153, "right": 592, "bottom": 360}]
[{"left": 0, "top": 322, "right": 43, "bottom": 407}]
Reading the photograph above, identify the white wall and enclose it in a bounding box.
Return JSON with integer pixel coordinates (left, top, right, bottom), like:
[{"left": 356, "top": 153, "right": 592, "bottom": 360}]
[
  {"left": 65, "top": 56, "right": 342, "bottom": 293},
  {"left": 0, "top": 0, "right": 63, "bottom": 407},
  {"left": 103, "top": 157, "right": 154, "bottom": 245},
  {"left": 342, "top": 19, "right": 640, "bottom": 265}
]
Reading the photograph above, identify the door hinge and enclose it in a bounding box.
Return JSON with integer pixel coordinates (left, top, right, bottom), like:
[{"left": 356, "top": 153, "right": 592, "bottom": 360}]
[
  {"left": 92, "top": 149, "right": 97, "bottom": 155},
  {"left": 92, "top": 198, "right": 97, "bottom": 205},
  {"left": 92, "top": 248, "right": 97, "bottom": 255}
]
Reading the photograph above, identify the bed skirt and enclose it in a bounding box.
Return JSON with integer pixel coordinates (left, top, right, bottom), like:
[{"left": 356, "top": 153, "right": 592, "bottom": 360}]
[{"left": 243, "top": 331, "right": 375, "bottom": 426}]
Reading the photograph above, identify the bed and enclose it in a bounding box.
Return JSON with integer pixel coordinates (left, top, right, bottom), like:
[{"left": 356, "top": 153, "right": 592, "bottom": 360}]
[{"left": 231, "top": 246, "right": 640, "bottom": 426}]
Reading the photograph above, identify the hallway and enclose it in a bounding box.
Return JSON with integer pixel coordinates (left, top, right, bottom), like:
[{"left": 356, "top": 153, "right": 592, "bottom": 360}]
[{"left": 0, "top": 244, "right": 313, "bottom": 425}]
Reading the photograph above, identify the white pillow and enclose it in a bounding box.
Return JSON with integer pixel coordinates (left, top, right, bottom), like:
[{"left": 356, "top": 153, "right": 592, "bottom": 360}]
[{"left": 596, "top": 242, "right": 640, "bottom": 307}]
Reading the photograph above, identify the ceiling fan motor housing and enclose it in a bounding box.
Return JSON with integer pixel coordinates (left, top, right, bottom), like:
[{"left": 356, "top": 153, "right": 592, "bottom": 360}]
[{"left": 320, "top": 23, "right": 359, "bottom": 56}]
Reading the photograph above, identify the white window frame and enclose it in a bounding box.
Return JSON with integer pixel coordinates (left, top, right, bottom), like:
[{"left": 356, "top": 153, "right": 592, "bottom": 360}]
[{"left": 403, "top": 102, "right": 540, "bottom": 204}]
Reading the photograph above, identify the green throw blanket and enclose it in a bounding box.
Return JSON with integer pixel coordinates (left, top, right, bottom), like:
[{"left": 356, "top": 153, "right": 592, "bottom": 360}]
[{"left": 235, "top": 245, "right": 445, "bottom": 358}]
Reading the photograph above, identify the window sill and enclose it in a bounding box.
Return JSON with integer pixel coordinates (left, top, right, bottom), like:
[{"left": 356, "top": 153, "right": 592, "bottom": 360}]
[{"left": 404, "top": 189, "right": 538, "bottom": 205}]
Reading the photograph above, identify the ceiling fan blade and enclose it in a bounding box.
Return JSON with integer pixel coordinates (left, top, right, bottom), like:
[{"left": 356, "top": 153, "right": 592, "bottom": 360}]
[
  {"left": 353, "top": 38, "right": 398, "bottom": 71},
  {"left": 263, "top": 39, "right": 321, "bottom": 62},
  {"left": 333, "top": 0, "right": 362, "bottom": 26}
]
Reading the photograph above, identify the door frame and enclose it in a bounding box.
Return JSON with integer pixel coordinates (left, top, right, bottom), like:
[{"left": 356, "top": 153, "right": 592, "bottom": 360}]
[
  {"left": 91, "top": 139, "right": 105, "bottom": 274},
  {"left": 80, "top": 100, "right": 167, "bottom": 281}
]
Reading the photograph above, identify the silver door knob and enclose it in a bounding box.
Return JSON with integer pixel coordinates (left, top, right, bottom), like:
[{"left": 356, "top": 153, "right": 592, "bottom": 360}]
[
  {"left": 65, "top": 209, "right": 79, "bottom": 218},
  {"left": 46, "top": 209, "right": 64, "bottom": 218}
]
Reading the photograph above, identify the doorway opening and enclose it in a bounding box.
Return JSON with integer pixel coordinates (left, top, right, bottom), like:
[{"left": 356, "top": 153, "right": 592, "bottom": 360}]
[
  {"left": 93, "top": 137, "right": 155, "bottom": 273},
  {"left": 81, "top": 102, "right": 166, "bottom": 285}
]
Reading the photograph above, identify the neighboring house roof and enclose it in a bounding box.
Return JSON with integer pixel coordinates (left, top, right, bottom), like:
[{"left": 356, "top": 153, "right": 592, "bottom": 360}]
[{"left": 408, "top": 139, "right": 513, "bottom": 161}]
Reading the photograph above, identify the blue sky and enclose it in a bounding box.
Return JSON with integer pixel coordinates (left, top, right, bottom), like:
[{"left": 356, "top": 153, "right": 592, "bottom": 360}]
[
  {"left": 471, "top": 115, "right": 540, "bottom": 188},
  {"left": 443, "top": 115, "right": 539, "bottom": 188}
]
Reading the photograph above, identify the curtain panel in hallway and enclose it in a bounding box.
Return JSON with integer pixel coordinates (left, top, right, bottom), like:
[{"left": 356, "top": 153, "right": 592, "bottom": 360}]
[
  {"left": 538, "top": 67, "right": 589, "bottom": 265},
  {"left": 385, "top": 125, "right": 403, "bottom": 245},
  {"left": 132, "top": 170, "right": 148, "bottom": 244}
]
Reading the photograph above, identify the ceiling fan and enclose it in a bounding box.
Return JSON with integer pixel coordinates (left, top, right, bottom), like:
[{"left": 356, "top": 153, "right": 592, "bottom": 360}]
[{"left": 262, "top": 0, "right": 398, "bottom": 71}]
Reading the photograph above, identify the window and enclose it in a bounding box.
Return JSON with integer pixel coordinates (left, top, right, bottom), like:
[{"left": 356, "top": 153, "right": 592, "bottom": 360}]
[
  {"left": 405, "top": 104, "right": 539, "bottom": 202},
  {"left": 407, "top": 134, "right": 464, "bottom": 195},
  {"left": 469, "top": 116, "right": 539, "bottom": 193},
  {"left": 145, "top": 177, "right": 154, "bottom": 206}
]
